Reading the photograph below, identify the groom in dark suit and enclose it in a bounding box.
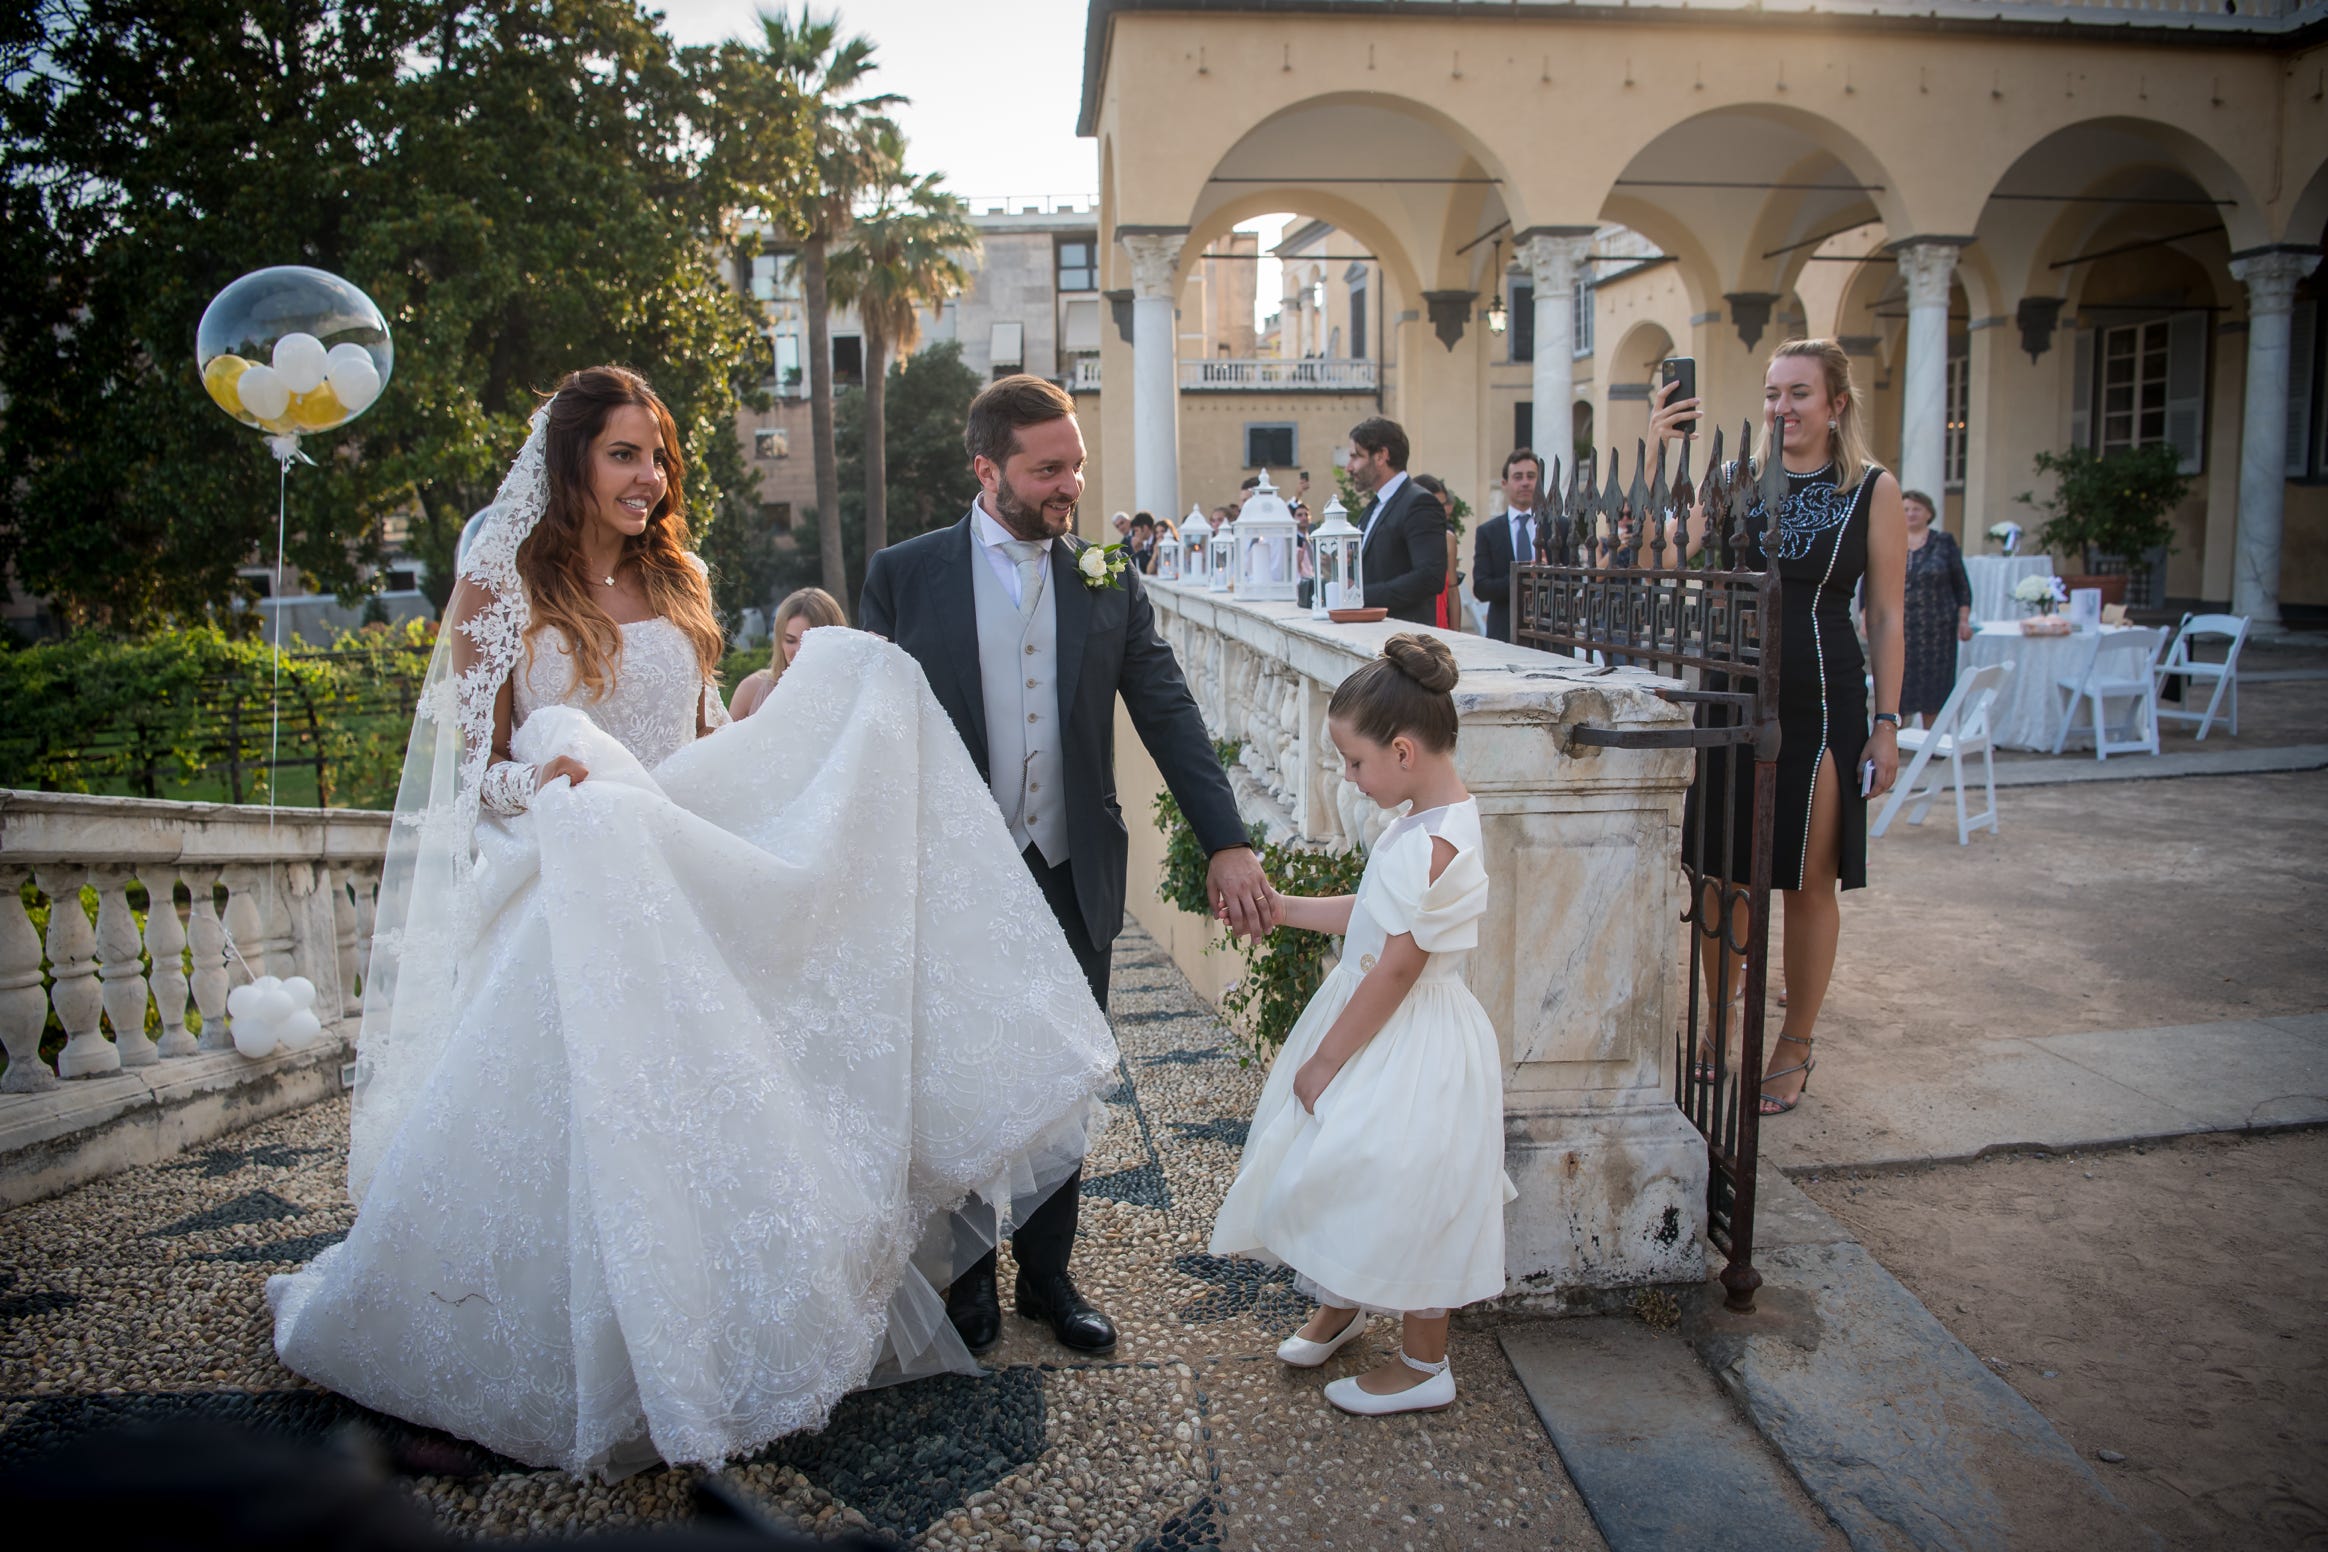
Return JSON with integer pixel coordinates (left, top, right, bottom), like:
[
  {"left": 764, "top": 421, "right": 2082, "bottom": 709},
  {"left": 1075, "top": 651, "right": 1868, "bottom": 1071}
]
[
  {"left": 861, "top": 375, "right": 1269, "bottom": 1357},
  {"left": 1343, "top": 416, "right": 1447, "bottom": 626}
]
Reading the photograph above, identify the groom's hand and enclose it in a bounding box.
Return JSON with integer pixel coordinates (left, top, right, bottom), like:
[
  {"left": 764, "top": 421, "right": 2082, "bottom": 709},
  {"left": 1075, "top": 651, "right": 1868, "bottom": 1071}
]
[{"left": 1208, "top": 845, "right": 1275, "bottom": 941}]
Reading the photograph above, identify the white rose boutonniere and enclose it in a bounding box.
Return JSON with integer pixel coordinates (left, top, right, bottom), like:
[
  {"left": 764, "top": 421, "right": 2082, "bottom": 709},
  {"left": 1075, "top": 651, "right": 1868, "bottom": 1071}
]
[{"left": 1077, "top": 539, "right": 1131, "bottom": 592}]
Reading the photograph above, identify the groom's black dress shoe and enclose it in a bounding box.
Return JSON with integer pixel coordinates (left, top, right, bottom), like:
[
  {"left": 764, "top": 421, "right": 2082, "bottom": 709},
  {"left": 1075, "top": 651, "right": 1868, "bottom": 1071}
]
[
  {"left": 945, "top": 1270, "right": 1002, "bottom": 1354},
  {"left": 1015, "top": 1269, "right": 1117, "bottom": 1354}
]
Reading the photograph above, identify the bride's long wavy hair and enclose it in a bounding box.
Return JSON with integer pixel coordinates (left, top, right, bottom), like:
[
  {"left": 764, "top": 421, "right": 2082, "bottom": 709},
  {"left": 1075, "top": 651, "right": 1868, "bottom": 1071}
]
[{"left": 519, "top": 367, "right": 725, "bottom": 699}]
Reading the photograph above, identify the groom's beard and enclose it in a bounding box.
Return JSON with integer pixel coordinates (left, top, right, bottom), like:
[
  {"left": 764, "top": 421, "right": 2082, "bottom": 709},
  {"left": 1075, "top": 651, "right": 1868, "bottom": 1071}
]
[{"left": 990, "top": 474, "right": 1077, "bottom": 541}]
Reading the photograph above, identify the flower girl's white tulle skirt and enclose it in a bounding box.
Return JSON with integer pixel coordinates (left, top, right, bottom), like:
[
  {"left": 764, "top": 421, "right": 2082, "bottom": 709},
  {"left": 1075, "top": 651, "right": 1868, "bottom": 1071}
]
[{"left": 267, "top": 633, "right": 1117, "bottom": 1476}]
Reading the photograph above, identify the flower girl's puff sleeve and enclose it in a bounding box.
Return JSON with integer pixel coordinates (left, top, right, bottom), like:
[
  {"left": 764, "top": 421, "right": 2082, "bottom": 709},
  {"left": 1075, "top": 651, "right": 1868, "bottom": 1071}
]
[{"left": 1366, "top": 827, "right": 1491, "bottom": 954}]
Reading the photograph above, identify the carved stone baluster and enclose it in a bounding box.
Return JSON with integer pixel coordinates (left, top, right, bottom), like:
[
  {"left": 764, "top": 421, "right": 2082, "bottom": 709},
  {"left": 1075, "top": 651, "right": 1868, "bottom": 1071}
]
[
  {"left": 90, "top": 866, "right": 159, "bottom": 1067},
  {"left": 184, "top": 866, "right": 231, "bottom": 1051},
  {"left": 260, "top": 865, "right": 298, "bottom": 979},
  {"left": 147, "top": 869, "right": 197, "bottom": 1057},
  {"left": 35, "top": 866, "right": 115, "bottom": 1078},
  {"left": 333, "top": 867, "right": 360, "bottom": 1004},
  {"left": 285, "top": 861, "right": 345, "bottom": 1024},
  {"left": 0, "top": 865, "right": 58, "bottom": 1092},
  {"left": 351, "top": 861, "right": 380, "bottom": 1001},
  {"left": 221, "top": 864, "right": 269, "bottom": 983}
]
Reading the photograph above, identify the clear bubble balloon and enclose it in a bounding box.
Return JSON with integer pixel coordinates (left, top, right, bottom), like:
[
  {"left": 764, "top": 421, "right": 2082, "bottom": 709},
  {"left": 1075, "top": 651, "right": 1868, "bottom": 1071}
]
[{"left": 196, "top": 267, "right": 392, "bottom": 438}]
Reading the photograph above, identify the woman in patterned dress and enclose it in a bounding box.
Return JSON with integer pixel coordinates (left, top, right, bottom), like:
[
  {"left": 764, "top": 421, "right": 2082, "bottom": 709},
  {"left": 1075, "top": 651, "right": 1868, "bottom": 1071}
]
[
  {"left": 1655, "top": 339, "right": 1907, "bottom": 1115},
  {"left": 1897, "top": 490, "right": 1973, "bottom": 723}
]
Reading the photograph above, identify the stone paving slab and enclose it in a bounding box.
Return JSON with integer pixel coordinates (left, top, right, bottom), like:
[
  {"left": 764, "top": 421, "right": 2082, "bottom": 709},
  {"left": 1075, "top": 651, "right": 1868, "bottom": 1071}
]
[
  {"left": 1502, "top": 1318, "right": 1840, "bottom": 1552},
  {"left": 1760, "top": 1014, "right": 2328, "bottom": 1175},
  {"left": 0, "top": 921, "right": 1601, "bottom": 1551},
  {"left": 1966, "top": 743, "right": 2328, "bottom": 788},
  {"left": 1685, "top": 1242, "right": 2159, "bottom": 1552}
]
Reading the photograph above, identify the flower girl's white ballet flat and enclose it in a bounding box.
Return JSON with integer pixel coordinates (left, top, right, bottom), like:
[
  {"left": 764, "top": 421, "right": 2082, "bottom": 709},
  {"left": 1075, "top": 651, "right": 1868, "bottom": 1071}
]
[
  {"left": 1275, "top": 1312, "right": 1368, "bottom": 1368},
  {"left": 1324, "top": 1352, "right": 1455, "bottom": 1416}
]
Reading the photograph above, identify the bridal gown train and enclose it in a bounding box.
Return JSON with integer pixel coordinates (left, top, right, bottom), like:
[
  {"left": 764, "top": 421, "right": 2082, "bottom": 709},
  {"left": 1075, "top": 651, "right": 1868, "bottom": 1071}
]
[{"left": 267, "top": 625, "right": 1119, "bottom": 1474}]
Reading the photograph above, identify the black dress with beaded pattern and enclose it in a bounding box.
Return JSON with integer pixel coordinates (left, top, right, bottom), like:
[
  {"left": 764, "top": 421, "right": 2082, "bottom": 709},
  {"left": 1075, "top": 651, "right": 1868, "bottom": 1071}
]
[{"left": 1683, "top": 461, "right": 1880, "bottom": 894}]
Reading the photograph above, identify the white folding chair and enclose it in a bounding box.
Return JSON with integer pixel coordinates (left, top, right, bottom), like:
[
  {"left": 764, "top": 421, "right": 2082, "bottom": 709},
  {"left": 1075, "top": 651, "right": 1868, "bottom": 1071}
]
[
  {"left": 2050, "top": 627, "right": 2168, "bottom": 760},
  {"left": 1873, "top": 662, "right": 2013, "bottom": 844},
  {"left": 2154, "top": 612, "right": 2249, "bottom": 741}
]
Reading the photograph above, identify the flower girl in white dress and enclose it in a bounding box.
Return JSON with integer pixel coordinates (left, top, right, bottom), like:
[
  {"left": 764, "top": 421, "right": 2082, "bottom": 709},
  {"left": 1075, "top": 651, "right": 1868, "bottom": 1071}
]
[{"left": 1209, "top": 634, "right": 1514, "bottom": 1416}]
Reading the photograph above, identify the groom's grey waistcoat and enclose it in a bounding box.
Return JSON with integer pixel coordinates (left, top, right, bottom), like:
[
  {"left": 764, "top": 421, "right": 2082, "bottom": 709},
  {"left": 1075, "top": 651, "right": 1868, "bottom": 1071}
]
[
  {"left": 969, "top": 540, "right": 1068, "bottom": 866},
  {"left": 859, "top": 511, "right": 1249, "bottom": 954}
]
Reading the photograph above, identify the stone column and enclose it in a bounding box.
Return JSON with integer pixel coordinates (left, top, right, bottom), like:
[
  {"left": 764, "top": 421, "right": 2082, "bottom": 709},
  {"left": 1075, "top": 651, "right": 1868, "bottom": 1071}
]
[
  {"left": 1894, "top": 240, "right": 1962, "bottom": 503},
  {"left": 1519, "top": 230, "right": 1595, "bottom": 485},
  {"left": 2227, "top": 247, "right": 2322, "bottom": 632},
  {"left": 1120, "top": 230, "right": 1187, "bottom": 523}
]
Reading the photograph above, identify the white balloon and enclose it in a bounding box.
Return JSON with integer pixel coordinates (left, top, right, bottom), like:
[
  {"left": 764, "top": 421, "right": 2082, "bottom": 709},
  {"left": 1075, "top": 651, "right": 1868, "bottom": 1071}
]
[
  {"left": 232, "top": 1021, "right": 280, "bottom": 1060},
  {"left": 227, "top": 983, "right": 258, "bottom": 1020},
  {"left": 237, "top": 362, "right": 290, "bottom": 422},
  {"left": 325, "top": 342, "right": 373, "bottom": 376},
  {"left": 272, "top": 332, "right": 328, "bottom": 394},
  {"left": 327, "top": 354, "right": 382, "bottom": 415},
  {"left": 253, "top": 987, "right": 295, "bottom": 1026},
  {"left": 284, "top": 975, "right": 317, "bottom": 1011},
  {"left": 281, "top": 1010, "right": 324, "bottom": 1050},
  {"left": 256, "top": 974, "right": 282, "bottom": 992}
]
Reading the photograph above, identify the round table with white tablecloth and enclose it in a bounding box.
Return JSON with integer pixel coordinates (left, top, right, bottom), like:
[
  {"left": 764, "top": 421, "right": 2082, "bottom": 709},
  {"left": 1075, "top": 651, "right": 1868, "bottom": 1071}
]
[
  {"left": 1960, "top": 621, "right": 2150, "bottom": 750},
  {"left": 1964, "top": 554, "right": 2056, "bottom": 623}
]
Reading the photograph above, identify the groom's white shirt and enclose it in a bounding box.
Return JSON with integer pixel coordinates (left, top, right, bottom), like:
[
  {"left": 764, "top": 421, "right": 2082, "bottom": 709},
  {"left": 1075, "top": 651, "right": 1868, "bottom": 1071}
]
[{"left": 972, "top": 496, "right": 1051, "bottom": 608}]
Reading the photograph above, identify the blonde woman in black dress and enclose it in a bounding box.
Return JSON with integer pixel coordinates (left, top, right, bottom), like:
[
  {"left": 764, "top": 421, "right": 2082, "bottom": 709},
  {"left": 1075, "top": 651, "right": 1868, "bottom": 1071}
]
[{"left": 1652, "top": 339, "right": 1906, "bottom": 1115}]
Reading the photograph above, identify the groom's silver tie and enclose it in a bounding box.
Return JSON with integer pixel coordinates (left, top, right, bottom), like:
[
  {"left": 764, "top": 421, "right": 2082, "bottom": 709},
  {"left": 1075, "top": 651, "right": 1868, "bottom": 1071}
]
[{"left": 1002, "top": 538, "right": 1046, "bottom": 613}]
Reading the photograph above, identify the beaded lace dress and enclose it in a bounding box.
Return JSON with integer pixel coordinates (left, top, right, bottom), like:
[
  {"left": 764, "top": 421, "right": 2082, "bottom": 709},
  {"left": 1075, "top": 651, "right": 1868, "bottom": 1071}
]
[{"left": 267, "top": 409, "right": 1117, "bottom": 1475}]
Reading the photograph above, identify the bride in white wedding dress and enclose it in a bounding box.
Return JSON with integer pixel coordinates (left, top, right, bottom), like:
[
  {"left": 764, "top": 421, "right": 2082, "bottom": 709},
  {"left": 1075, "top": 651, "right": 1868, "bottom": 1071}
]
[{"left": 267, "top": 367, "right": 1118, "bottom": 1475}]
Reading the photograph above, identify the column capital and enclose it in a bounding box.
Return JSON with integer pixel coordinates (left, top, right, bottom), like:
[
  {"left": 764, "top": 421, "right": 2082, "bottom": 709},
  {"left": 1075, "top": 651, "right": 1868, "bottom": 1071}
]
[
  {"left": 2229, "top": 246, "right": 2321, "bottom": 319},
  {"left": 1889, "top": 237, "right": 1969, "bottom": 310},
  {"left": 1515, "top": 229, "right": 1595, "bottom": 294},
  {"left": 1116, "top": 227, "right": 1188, "bottom": 300}
]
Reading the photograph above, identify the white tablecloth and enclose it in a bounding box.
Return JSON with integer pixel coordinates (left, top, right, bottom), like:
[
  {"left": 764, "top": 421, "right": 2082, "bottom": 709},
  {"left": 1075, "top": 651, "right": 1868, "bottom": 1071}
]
[
  {"left": 1965, "top": 555, "right": 2055, "bottom": 623},
  {"left": 1961, "top": 622, "right": 2152, "bottom": 750}
]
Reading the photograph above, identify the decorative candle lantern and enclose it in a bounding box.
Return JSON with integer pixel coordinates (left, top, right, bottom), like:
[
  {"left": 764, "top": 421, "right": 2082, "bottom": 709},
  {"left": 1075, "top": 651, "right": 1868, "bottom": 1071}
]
[
  {"left": 1153, "top": 520, "right": 1182, "bottom": 582},
  {"left": 1311, "top": 495, "right": 1363, "bottom": 617},
  {"left": 1233, "top": 470, "right": 1300, "bottom": 603},
  {"left": 1208, "top": 515, "right": 1236, "bottom": 593},
  {"left": 1179, "top": 503, "right": 1212, "bottom": 586}
]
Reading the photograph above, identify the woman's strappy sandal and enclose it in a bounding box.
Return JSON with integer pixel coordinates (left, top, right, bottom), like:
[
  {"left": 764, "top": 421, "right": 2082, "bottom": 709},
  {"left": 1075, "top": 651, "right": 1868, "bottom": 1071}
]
[{"left": 1758, "top": 1035, "right": 1816, "bottom": 1116}]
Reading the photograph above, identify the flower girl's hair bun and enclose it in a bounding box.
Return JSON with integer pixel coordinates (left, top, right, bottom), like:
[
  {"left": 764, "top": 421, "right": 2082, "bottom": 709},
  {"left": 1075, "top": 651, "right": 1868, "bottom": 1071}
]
[{"left": 1329, "top": 632, "right": 1460, "bottom": 751}]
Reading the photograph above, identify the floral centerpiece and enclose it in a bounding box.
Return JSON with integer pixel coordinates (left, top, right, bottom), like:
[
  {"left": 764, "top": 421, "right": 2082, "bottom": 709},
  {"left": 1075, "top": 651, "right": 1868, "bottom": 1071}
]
[
  {"left": 1985, "top": 521, "right": 2023, "bottom": 556},
  {"left": 2012, "top": 572, "right": 2069, "bottom": 615}
]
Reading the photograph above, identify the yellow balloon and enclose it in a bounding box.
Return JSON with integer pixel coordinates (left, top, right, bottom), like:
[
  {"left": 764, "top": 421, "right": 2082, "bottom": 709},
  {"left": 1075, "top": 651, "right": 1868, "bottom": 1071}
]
[
  {"left": 286, "top": 382, "right": 348, "bottom": 432},
  {"left": 202, "top": 354, "right": 253, "bottom": 420}
]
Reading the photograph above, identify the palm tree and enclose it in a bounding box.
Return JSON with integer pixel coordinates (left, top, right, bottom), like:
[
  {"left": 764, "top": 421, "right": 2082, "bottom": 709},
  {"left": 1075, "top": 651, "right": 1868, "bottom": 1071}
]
[
  {"left": 827, "top": 170, "right": 979, "bottom": 557},
  {"left": 742, "top": 8, "right": 901, "bottom": 605}
]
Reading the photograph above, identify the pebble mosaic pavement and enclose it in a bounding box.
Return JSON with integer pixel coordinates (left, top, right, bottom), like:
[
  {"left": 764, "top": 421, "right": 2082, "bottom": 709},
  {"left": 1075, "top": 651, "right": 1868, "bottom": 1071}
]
[{"left": 0, "top": 921, "right": 1602, "bottom": 1551}]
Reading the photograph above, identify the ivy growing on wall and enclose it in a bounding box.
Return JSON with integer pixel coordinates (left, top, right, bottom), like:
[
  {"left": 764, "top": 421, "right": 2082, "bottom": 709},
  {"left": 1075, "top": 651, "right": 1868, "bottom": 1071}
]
[{"left": 1152, "top": 740, "right": 1368, "bottom": 1059}]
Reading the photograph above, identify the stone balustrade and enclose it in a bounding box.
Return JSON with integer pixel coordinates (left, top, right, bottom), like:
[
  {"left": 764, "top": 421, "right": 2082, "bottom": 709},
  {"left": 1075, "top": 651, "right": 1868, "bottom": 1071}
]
[
  {"left": 0, "top": 792, "right": 388, "bottom": 1206},
  {"left": 1136, "top": 580, "right": 1712, "bottom": 1300}
]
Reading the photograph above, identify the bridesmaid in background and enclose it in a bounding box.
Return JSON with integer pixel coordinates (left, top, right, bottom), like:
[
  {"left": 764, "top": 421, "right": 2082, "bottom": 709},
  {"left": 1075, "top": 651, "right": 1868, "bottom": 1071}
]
[
  {"left": 1897, "top": 490, "right": 1973, "bottom": 727},
  {"left": 730, "top": 586, "right": 846, "bottom": 719}
]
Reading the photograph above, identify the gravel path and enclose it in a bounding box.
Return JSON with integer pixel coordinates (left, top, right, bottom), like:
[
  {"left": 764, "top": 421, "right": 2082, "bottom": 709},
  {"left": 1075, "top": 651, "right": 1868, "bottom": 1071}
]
[{"left": 0, "top": 921, "right": 1600, "bottom": 1551}]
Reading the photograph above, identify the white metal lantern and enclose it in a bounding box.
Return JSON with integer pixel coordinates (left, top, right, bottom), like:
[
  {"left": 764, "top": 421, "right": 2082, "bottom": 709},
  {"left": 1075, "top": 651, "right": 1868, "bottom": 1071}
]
[
  {"left": 1179, "top": 503, "right": 1212, "bottom": 585},
  {"left": 1311, "top": 495, "right": 1363, "bottom": 617},
  {"left": 1208, "top": 521, "right": 1236, "bottom": 592},
  {"left": 1233, "top": 470, "right": 1300, "bottom": 603},
  {"left": 1153, "top": 523, "right": 1182, "bottom": 582}
]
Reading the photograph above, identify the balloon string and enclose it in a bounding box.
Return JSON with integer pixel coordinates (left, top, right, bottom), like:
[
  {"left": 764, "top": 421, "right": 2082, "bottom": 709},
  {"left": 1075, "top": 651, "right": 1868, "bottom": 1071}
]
[{"left": 264, "top": 451, "right": 287, "bottom": 956}]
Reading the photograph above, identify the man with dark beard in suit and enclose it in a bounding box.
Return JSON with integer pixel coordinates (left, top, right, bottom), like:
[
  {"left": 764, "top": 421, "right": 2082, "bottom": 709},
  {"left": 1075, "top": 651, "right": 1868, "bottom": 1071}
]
[
  {"left": 1343, "top": 417, "right": 1447, "bottom": 626},
  {"left": 860, "top": 375, "right": 1271, "bottom": 1357}
]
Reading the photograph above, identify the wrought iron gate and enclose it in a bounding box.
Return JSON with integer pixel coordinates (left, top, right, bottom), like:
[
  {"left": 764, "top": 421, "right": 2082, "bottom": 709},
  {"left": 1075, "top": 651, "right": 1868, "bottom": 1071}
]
[{"left": 1512, "top": 425, "right": 1785, "bottom": 1312}]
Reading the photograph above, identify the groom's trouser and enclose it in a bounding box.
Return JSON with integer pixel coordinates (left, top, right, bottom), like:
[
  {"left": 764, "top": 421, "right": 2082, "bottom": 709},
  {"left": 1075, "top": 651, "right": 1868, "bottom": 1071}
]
[{"left": 967, "top": 845, "right": 1111, "bottom": 1286}]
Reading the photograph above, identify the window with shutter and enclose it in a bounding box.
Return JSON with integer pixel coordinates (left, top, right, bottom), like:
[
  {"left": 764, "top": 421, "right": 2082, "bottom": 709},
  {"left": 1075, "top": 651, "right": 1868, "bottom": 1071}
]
[
  {"left": 2287, "top": 299, "right": 2318, "bottom": 479},
  {"left": 2069, "top": 328, "right": 2094, "bottom": 452},
  {"left": 2163, "top": 311, "right": 2206, "bottom": 475}
]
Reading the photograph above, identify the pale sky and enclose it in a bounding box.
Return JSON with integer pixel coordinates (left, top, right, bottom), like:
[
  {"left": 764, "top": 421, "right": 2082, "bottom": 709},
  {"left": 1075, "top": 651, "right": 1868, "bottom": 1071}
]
[
  {"left": 656, "top": 0, "right": 1289, "bottom": 326},
  {"left": 657, "top": 0, "right": 1100, "bottom": 199}
]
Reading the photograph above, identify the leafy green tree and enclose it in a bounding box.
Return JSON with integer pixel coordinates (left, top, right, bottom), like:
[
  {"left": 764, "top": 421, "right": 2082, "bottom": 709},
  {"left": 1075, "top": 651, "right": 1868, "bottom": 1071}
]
[
  {"left": 774, "top": 339, "right": 979, "bottom": 607},
  {"left": 0, "top": 0, "right": 782, "bottom": 629},
  {"left": 723, "top": 7, "right": 900, "bottom": 607},
  {"left": 827, "top": 169, "right": 976, "bottom": 558}
]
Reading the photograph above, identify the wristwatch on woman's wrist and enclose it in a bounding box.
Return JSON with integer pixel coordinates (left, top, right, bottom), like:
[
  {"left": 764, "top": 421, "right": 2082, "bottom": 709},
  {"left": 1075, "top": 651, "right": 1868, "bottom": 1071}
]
[{"left": 1872, "top": 712, "right": 1901, "bottom": 730}]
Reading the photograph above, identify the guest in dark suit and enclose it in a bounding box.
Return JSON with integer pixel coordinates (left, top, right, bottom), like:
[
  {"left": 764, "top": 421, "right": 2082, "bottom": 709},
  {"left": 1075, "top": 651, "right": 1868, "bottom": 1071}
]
[
  {"left": 1343, "top": 416, "right": 1447, "bottom": 626},
  {"left": 861, "top": 375, "right": 1270, "bottom": 1358},
  {"left": 1472, "top": 447, "right": 1546, "bottom": 643}
]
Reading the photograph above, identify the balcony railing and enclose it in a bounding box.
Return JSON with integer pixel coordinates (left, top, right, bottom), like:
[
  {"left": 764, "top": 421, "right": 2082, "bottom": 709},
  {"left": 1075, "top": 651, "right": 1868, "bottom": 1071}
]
[
  {"left": 1180, "top": 358, "right": 1378, "bottom": 393},
  {"left": 1, "top": 793, "right": 388, "bottom": 1093},
  {"left": 1069, "top": 358, "right": 1104, "bottom": 393}
]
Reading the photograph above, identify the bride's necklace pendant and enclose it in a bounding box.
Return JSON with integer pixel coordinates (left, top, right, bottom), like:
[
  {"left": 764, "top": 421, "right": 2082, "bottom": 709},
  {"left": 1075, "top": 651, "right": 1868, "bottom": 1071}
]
[{"left": 602, "top": 574, "right": 616, "bottom": 587}]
